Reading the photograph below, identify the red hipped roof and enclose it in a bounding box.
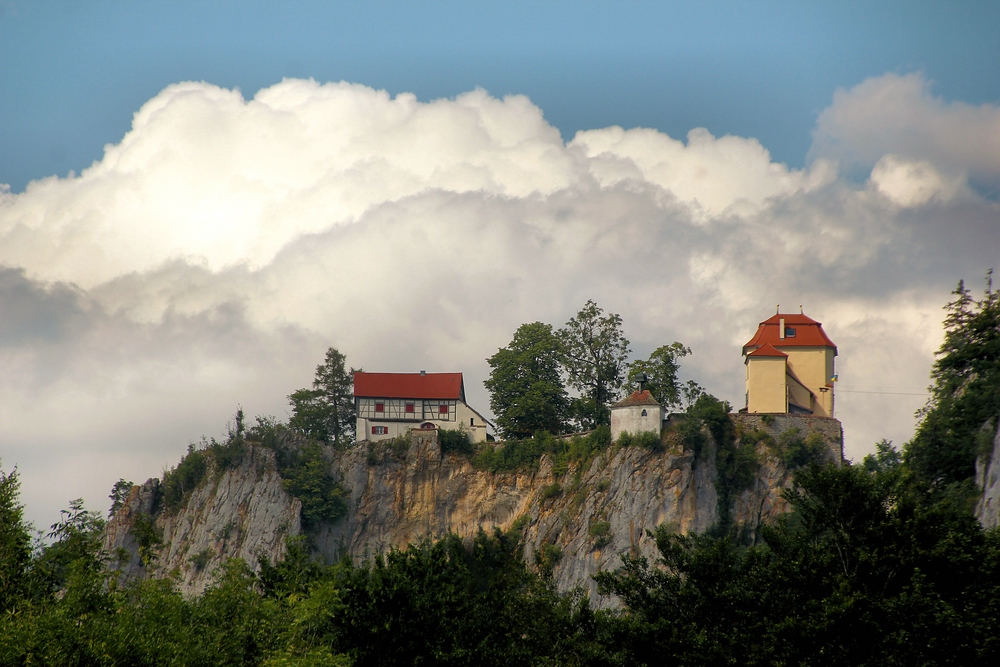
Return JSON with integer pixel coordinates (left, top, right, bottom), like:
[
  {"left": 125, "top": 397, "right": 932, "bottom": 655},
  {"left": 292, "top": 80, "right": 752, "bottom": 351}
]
[
  {"left": 746, "top": 342, "right": 788, "bottom": 358},
  {"left": 743, "top": 313, "right": 837, "bottom": 355},
  {"left": 353, "top": 372, "right": 466, "bottom": 401}
]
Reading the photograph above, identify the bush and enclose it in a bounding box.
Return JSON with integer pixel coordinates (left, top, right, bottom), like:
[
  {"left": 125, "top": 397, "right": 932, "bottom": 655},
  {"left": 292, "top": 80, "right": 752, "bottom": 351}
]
[
  {"left": 440, "top": 428, "right": 473, "bottom": 455},
  {"left": 589, "top": 519, "right": 612, "bottom": 549},
  {"left": 159, "top": 445, "right": 208, "bottom": 513},
  {"left": 776, "top": 428, "right": 828, "bottom": 470},
  {"left": 472, "top": 427, "right": 614, "bottom": 478},
  {"left": 540, "top": 483, "right": 563, "bottom": 501},
  {"left": 276, "top": 442, "right": 349, "bottom": 530}
]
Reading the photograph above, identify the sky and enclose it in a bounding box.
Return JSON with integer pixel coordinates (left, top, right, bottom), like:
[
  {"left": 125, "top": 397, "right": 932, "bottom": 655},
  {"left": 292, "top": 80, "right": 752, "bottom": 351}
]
[{"left": 1, "top": 1, "right": 999, "bottom": 531}]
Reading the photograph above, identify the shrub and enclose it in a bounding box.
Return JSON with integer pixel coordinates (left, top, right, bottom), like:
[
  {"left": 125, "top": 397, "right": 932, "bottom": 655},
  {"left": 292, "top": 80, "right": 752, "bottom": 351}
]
[
  {"left": 540, "top": 483, "right": 563, "bottom": 501},
  {"left": 276, "top": 442, "right": 349, "bottom": 530},
  {"left": 777, "top": 428, "right": 828, "bottom": 470},
  {"left": 589, "top": 519, "right": 612, "bottom": 549},
  {"left": 440, "top": 428, "right": 473, "bottom": 455},
  {"left": 535, "top": 543, "right": 562, "bottom": 575},
  {"left": 190, "top": 548, "right": 213, "bottom": 573},
  {"left": 159, "top": 445, "right": 208, "bottom": 513}
]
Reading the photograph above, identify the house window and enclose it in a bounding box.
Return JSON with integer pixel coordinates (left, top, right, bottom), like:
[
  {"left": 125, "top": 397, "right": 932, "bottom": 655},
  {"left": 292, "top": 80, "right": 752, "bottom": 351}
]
[
  {"left": 405, "top": 403, "right": 415, "bottom": 413},
  {"left": 641, "top": 409, "right": 647, "bottom": 417},
  {"left": 372, "top": 426, "right": 388, "bottom": 435},
  {"left": 470, "top": 417, "right": 474, "bottom": 426},
  {"left": 375, "top": 402, "right": 384, "bottom": 413},
  {"left": 438, "top": 405, "right": 449, "bottom": 414}
]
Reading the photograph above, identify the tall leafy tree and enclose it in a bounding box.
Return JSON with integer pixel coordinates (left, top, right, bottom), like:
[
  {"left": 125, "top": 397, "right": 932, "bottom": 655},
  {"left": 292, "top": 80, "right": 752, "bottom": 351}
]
[
  {"left": 0, "top": 464, "right": 32, "bottom": 612},
  {"left": 557, "top": 300, "right": 631, "bottom": 428},
  {"left": 907, "top": 272, "right": 1000, "bottom": 488},
  {"left": 484, "top": 322, "right": 569, "bottom": 439},
  {"left": 626, "top": 342, "right": 704, "bottom": 410},
  {"left": 289, "top": 347, "right": 359, "bottom": 445}
]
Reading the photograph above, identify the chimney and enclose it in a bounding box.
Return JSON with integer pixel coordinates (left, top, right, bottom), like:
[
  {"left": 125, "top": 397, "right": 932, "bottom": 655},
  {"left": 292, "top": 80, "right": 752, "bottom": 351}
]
[{"left": 779, "top": 318, "right": 786, "bottom": 339}]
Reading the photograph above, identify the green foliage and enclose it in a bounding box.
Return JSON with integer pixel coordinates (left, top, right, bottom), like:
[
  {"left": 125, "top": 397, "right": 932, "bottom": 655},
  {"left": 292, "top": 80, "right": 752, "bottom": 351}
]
[
  {"left": 472, "top": 426, "right": 612, "bottom": 478},
  {"left": 596, "top": 462, "right": 1000, "bottom": 666},
  {"left": 439, "top": 427, "right": 473, "bottom": 455},
  {"left": 132, "top": 514, "right": 163, "bottom": 566},
  {"left": 617, "top": 429, "right": 663, "bottom": 450},
  {"left": 484, "top": 322, "right": 570, "bottom": 439},
  {"left": 774, "top": 427, "right": 828, "bottom": 470},
  {"left": 159, "top": 444, "right": 208, "bottom": 513},
  {"left": 588, "top": 519, "right": 612, "bottom": 549},
  {"left": 276, "top": 442, "right": 349, "bottom": 531},
  {"left": 108, "top": 478, "right": 133, "bottom": 518},
  {"left": 191, "top": 548, "right": 213, "bottom": 573},
  {"left": 534, "top": 543, "right": 563, "bottom": 577},
  {"left": 540, "top": 482, "right": 563, "bottom": 501},
  {"left": 290, "top": 347, "right": 359, "bottom": 446},
  {"left": 557, "top": 299, "right": 631, "bottom": 429},
  {"left": 626, "top": 341, "right": 705, "bottom": 411},
  {"left": 863, "top": 438, "right": 902, "bottom": 474},
  {"left": 907, "top": 273, "right": 1000, "bottom": 489},
  {"left": 0, "top": 463, "right": 32, "bottom": 612}
]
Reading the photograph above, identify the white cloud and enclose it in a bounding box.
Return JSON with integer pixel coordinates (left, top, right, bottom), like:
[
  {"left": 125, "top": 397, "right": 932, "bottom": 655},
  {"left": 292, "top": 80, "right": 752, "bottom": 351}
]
[
  {"left": 811, "top": 72, "right": 1000, "bottom": 189},
  {"left": 0, "top": 76, "right": 997, "bottom": 530},
  {"left": 870, "top": 155, "right": 966, "bottom": 207}
]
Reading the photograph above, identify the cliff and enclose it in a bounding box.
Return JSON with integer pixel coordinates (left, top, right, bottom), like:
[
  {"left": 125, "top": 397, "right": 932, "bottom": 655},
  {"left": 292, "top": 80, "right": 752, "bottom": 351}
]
[
  {"left": 976, "top": 419, "right": 1000, "bottom": 529},
  {"left": 104, "top": 414, "right": 843, "bottom": 601}
]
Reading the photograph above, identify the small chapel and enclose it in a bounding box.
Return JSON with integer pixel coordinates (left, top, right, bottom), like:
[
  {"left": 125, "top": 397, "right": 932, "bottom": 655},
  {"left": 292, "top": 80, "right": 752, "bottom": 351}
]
[{"left": 741, "top": 310, "right": 837, "bottom": 417}]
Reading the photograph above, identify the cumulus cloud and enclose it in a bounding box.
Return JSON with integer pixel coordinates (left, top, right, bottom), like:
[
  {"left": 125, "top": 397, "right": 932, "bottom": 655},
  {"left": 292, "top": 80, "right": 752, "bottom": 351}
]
[
  {"left": 0, "top": 76, "right": 997, "bottom": 529},
  {"left": 811, "top": 72, "right": 1000, "bottom": 191}
]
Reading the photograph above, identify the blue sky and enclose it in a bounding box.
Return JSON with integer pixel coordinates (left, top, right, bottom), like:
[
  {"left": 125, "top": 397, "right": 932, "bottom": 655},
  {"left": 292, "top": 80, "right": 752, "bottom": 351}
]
[
  {"left": 3, "top": 1, "right": 998, "bottom": 192},
  {"left": 1, "top": 1, "right": 999, "bottom": 528}
]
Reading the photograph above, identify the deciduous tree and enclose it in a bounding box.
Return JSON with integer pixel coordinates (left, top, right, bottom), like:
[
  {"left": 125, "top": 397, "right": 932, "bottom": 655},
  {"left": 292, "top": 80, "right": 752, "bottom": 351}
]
[
  {"left": 557, "top": 300, "right": 630, "bottom": 428},
  {"left": 484, "top": 322, "right": 569, "bottom": 439}
]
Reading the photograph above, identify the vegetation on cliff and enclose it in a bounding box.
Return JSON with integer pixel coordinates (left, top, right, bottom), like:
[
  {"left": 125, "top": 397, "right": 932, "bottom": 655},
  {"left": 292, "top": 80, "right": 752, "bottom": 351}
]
[
  {"left": 4, "top": 449, "right": 1000, "bottom": 666},
  {"left": 485, "top": 299, "right": 704, "bottom": 435},
  {"left": 907, "top": 273, "right": 1000, "bottom": 491}
]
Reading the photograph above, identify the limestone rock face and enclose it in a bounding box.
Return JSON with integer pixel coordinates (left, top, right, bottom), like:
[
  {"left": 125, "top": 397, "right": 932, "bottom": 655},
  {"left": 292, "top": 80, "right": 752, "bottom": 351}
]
[
  {"left": 976, "top": 420, "right": 1000, "bottom": 529},
  {"left": 105, "top": 415, "right": 843, "bottom": 603},
  {"left": 104, "top": 445, "right": 300, "bottom": 596}
]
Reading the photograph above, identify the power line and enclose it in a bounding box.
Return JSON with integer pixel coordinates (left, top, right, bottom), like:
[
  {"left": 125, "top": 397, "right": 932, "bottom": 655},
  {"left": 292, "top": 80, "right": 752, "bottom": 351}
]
[{"left": 836, "top": 389, "right": 929, "bottom": 396}]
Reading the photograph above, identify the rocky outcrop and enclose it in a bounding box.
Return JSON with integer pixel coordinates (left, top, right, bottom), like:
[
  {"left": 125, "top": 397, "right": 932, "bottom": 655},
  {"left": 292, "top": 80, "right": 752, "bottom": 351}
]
[
  {"left": 975, "top": 420, "right": 1000, "bottom": 529},
  {"left": 104, "top": 415, "right": 843, "bottom": 602},
  {"left": 105, "top": 445, "right": 300, "bottom": 596}
]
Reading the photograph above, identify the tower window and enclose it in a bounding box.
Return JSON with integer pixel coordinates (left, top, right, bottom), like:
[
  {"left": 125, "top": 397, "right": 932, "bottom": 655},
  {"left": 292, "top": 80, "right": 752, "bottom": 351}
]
[{"left": 641, "top": 409, "right": 647, "bottom": 417}]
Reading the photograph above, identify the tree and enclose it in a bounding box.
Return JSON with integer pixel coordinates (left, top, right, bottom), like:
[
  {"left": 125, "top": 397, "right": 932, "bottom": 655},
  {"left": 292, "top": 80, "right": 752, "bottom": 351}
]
[
  {"left": 906, "top": 272, "right": 1000, "bottom": 488},
  {"left": 289, "top": 347, "right": 358, "bottom": 445},
  {"left": 557, "top": 300, "right": 631, "bottom": 428},
  {"left": 0, "top": 463, "right": 32, "bottom": 612},
  {"left": 484, "top": 322, "right": 569, "bottom": 439},
  {"left": 626, "top": 342, "right": 703, "bottom": 410}
]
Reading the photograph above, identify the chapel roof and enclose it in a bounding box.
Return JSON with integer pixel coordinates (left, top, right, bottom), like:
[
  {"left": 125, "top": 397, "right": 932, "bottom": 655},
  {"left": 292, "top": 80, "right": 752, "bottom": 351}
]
[{"left": 612, "top": 389, "right": 661, "bottom": 408}]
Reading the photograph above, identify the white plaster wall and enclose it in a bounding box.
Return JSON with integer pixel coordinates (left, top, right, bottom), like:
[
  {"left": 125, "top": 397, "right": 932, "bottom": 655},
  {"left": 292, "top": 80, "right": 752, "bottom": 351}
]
[{"left": 611, "top": 404, "right": 664, "bottom": 442}]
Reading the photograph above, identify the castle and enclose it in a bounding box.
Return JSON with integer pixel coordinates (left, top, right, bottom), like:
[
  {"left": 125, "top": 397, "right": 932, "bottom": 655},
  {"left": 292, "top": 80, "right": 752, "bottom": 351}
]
[{"left": 741, "top": 311, "right": 837, "bottom": 417}]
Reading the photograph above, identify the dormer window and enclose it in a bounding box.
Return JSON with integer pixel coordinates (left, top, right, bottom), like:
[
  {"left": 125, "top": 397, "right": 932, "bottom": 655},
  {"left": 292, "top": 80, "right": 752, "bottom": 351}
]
[{"left": 784, "top": 327, "right": 796, "bottom": 338}]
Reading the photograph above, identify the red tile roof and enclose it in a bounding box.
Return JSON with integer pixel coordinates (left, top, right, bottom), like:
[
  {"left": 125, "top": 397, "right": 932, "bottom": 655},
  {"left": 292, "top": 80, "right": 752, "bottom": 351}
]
[
  {"left": 353, "top": 372, "right": 466, "bottom": 401},
  {"left": 746, "top": 342, "right": 788, "bottom": 358},
  {"left": 613, "top": 389, "right": 661, "bottom": 408},
  {"left": 743, "top": 313, "right": 837, "bottom": 355}
]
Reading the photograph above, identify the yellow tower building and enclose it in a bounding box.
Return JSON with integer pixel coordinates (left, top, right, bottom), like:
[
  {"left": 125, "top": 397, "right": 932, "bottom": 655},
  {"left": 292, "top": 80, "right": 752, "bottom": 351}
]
[{"left": 742, "top": 312, "right": 837, "bottom": 417}]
